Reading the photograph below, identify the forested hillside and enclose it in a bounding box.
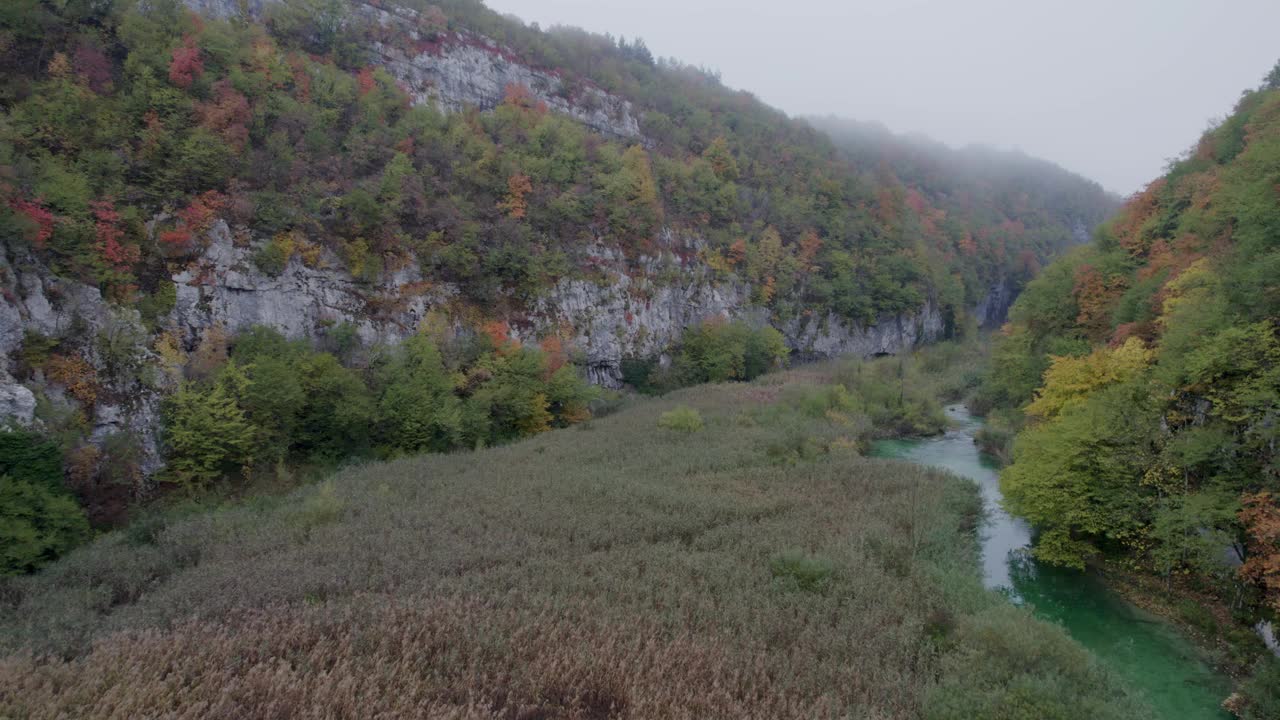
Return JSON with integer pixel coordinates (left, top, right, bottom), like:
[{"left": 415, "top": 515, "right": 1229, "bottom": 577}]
[
  {"left": 811, "top": 116, "right": 1115, "bottom": 301},
  {"left": 981, "top": 62, "right": 1280, "bottom": 715},
  {"left": 0, "top": 0, "right": 1113, "bottom": 573},
  {"left": 0, "top": 0, "right": 1111, "bottom": 321}
]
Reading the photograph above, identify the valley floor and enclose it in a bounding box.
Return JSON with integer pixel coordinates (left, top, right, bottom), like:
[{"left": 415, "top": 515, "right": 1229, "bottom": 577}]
[{"left": 0, "top": 355, "right": 1151, "bottom": 718}]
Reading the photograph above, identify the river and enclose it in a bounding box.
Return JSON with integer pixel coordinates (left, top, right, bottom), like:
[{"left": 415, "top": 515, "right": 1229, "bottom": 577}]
[{"left": 873, "top": 405, "right": 1232, "bottom": 720}]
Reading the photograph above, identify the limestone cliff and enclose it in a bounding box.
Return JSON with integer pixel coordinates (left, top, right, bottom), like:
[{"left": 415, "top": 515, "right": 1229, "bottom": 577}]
[
  {"left": 0, "top": 0, "right": 998, "bottom": 475},
  {"left": 183, "top": 0, "right": 642, "bottom": 140}
]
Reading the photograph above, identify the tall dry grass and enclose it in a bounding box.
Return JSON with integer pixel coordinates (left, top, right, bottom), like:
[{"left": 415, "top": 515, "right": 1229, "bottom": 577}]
[{"left": 0, "top": 350, "right": 1151, "bottom": 718}]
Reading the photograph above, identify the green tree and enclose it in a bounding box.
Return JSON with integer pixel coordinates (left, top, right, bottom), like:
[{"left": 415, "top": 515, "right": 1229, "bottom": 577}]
[
  {"left": 242, "top": 356, "right": 307, "bottom": 462},
  {"left": 604, "top": 145, "right": 662, "bottom": 242},
  {"left": 377, "top": 334, "right": 463, "bottom": 453},
  {"left": 465, "top": 347, "right": 555, "bottom": 444},
  {"left": 295, "top": 352, "right": 375, "bottom": 461},
  {"left": 1001, "top": 381, "right": 1158, "bottom": 568},
  {"left": 163, "top": 363, "right": 257, "bottom": 488},
  {"left": 0, "top": 431, "right": 90, "bottom": 575}
]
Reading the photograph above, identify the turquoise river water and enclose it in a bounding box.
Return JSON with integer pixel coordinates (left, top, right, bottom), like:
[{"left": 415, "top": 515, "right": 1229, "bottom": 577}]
[{"left": 873, "top": 405, "right": 1231, "bottom": 720}]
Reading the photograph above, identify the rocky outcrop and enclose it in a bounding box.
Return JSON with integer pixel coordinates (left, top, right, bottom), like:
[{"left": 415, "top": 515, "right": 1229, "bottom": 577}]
[
  {"left": 171, "top": 220, "right": 447, "bottom": 348},
  {"left": 529, "top": 233, "right": 751, "bottom": 386},
  {"left": 0, "top": 370, "right": 36, "bottom": 427},
  {"left": 166, "top": 226, "right": 947, "bottom": 389},
  {"left": 2, "top": 217, "right": 1004, "bottom": 470},
  {"left": 784, "top": 304, "right": 944, "bottom": 361},
  {"left": 182, "top": 0, "right": 643, "bottom": 140},
  {"left": 363, "top": 10, "right": 642, "bottom": 140},
  {"left": 974, "top": 276, "right": 1019, "bottom": 329},
  {"left": 0, "top": 243, "right": 165, "bottom": 476}
]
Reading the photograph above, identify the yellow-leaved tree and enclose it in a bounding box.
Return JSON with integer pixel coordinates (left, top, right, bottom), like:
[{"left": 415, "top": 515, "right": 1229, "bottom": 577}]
[{"left": 1024, "top": 337, "right": 1153, "bottom": 420}]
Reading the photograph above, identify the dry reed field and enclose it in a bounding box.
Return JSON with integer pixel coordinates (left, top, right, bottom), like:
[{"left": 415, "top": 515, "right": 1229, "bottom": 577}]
[{"left": 0, "top": 355, "right": 1150, "bottom": 719}]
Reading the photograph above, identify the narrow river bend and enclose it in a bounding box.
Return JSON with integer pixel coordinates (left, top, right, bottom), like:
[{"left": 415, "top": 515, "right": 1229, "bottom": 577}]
[{"left": 873, "top": 405, "right": 1231, "bottom": 720}]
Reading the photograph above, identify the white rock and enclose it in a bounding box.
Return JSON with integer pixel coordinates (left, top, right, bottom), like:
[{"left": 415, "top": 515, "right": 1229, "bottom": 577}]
[{"left": 0, "top": 372, "right": 36, "bottom": 427}]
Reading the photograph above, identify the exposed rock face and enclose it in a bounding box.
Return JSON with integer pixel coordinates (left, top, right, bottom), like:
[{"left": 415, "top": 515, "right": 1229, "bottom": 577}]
[
  {"left": 0, "top": 243, "right": 165, "bottom": 476},
  {"left": 974, "top": 276, "right": 1019, "bottom": 329},
  {"left": 1, "top": 222, "right": 988, "bottom": 471},
  {"left": 171, "top": 221, "right": 445, "bottom": 348},
  {"left": 529, "top": 233, "right": 751, "bottom": 386},
  {"left": 167, "top": 226, "right": 948, "bottom": 389},
  {"left": 182, "top": 0, "right": 270, "bottom": 18},
  {"left": 375, "top": 32, "right": 641, "bottom": 140},
  {"left": 182, "top": 0, "right": 643, "bottom": 140},
  {"left": 0, "top": 370, "right": 36, "bottom": 427},
  {"left": 783, "top": 304, "right": 944, "bottom": 362}
]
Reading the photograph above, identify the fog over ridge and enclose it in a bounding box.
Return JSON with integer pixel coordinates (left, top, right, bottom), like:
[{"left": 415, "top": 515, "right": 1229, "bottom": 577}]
[{"left": 486, "top": 0, "right": 1280, "bottom": 195}]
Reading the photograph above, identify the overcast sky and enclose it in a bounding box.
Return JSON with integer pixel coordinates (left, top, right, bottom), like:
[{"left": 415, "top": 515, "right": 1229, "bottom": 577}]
[{"left": 485, "top": 0, "right": 1280, "bottom": 195}]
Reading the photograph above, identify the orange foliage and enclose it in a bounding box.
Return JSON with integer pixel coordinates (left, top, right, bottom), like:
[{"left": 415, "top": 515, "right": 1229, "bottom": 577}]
[
  {"left": 177, "top": 190, "right": 228, "bottom": 233},
  {"left": 356, "top": 67, "right": 376, "bottom": 96},
  {"left": 10, "top": 197, "right": 56, "bottom": 247},
  {"left": 196, "top": 80, "right": 251, "bottom": 151},
  {"left": 482, "top": 320, "right": 517, "bottom": 353},
  {"left": 539, "top": 336, "right": 568, "bottom": 377},
  {"left": 502, "top": 83, "right": 545, "bottom": 114},
  {"left": 46, "top": 354, "right": 99, "bottom": 408},
  {"left": 1109, "top": 322, "right": 1150, "bottom": 347},
  {"left": 159, "top": 227, "right": 193, "bottom": 250},
  {"left": 873, "top": 187, "right": 899, "bottom": 226},
  {"left": 797, "top": 230, "right": 822, "bottom": 270},
  {"left": 727, "top": 239, "right": 747, "bottom": 267},
  {"left": 1111, "top": 179, "right": 1164, "bottom": 256},
  {"left": 498, "top": 173, "right": 532, "bottom": 219},
  {"left": 46, "top": 52, "right": 72, "bottom": 79},
  {"left": 91, "top": 199, "right": 140, "bottom": 271},
  {"left": 287, "top": 53, "right": 312, "bottom": 101},
  {"left": 1073, "top": 264, "right": 1126, "bottom": 339},
  {"left": 1240, "top": 492, "right": 1280, "bottom": 613},
  {"left": 1015, "top": 249, "right": 1040, "bottom": 277}
]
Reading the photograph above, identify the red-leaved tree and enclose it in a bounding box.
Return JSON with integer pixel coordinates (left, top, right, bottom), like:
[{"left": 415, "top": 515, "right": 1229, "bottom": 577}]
[
  {"left": 196, "top": 80, "right": 251, "bottom": 151},
  {"left": 168, "top": 36, "right": 203, "bottom": 89},
  {"left": 91, "top": 199, "right": 139, "bottom": 272},
  {"left": 10, "top": 198, "right": 56, "bottom": 247}
]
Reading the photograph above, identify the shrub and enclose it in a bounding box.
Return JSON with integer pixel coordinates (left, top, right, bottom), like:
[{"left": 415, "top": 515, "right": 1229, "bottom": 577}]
[
  {"left": 657, "top": 406, "right": 703, "bottom": 432},
  {"left": 251, "top": 235, "right": 292, "bottom": 276},
  {"left": 620, "top": 356, "right": 659, "bottom": 393},
  {"left": 288, "top": 481, "right": 344, "bottom": 536},
  {"left": 924, "top": 605, "right": 1152, "bottom": 720},
  {"left": 137, "top": 281, "right": 178, "bottom": 329},
  {"left": 294, "top": 353, "right": 375, "bottom": 461},
  {"left": 1175, "top": 598, "right": 1218, "bottom": 635},
  {"left": 377, "top": 334, "right": 463, "bottom": 454},
  {"left": 769, "top": 550, "right": 835, "bottom": 593},
  {"left": 45, "top": 354, "right": 99, "bottom": 407},
  {"left": 0, "top": 431, "right": 90, "bottom": 574},
  {"left": 675, "top": 319, "right": 788, "bottom": 385},
  {"left": 18, "top": 330, "right": 58, "bottom": 371},
  {"left": 1234, "top": 656, "right": 1280, "bottom": 720}
]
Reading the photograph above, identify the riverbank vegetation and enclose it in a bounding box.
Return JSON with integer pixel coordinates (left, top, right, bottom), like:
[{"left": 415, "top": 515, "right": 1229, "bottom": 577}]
[
  {"left": 979, "top": 61, "right": 1280, "bottom": 715},
  {"left": 0, "top": 349, "right": 1153, "bottom": 718},
  {"left": 1, "top": 320, "right": 599, "bottom": 574}
]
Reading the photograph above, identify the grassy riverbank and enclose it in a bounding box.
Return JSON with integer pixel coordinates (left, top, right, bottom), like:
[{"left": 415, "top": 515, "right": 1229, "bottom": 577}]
[{"left": 0, "top": 349, "right": 1152, "bottom": 718}]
